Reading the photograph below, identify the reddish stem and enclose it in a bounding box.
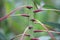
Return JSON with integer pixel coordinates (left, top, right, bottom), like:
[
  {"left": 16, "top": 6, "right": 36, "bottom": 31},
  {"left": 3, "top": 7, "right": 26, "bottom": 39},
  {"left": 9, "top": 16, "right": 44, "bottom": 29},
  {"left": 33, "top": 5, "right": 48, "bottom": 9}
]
[
  {"left": 0, "top": 5, "right": 32, "bottom": 21},
  {"left": 31, "top": 38, "right": 39, "bottom": 40},
  {"left": 35, "top": 19, "right": 56, "bottom": 40}
]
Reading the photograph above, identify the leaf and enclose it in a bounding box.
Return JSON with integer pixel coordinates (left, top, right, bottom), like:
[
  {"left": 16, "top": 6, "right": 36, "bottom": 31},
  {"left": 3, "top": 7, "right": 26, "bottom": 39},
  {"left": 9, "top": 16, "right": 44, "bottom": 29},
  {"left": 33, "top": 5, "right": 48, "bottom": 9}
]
[
  {"left": 43, "top": 0, "right": 54, "bottom": 8},
  {"left": 33, "top": 0, "right": 41, "bottom": 5},
  {"left": 43, "top": 22, "right": 60, "bottom": 28},
  {"left": 0, "top": 33, "right": 7, "bottom": 40}
]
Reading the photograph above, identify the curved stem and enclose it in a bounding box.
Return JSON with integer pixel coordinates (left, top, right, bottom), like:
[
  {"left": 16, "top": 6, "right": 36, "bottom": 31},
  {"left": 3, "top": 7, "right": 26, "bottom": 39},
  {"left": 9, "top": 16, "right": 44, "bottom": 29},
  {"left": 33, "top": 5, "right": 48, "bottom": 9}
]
[
  {"left": 36, "top": 19, "right": 56, "bottom": 40},
  {"left": 0, "top": 5, "right": 27, "bottom": 21},
  {"left": 20, "top": 26, "right": 29, "bottom": 40}
]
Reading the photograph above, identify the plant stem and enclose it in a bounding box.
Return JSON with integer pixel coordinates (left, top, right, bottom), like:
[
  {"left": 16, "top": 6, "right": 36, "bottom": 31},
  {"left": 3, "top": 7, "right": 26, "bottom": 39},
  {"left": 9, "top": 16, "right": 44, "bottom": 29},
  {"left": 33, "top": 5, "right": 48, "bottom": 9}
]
[
  {"left": 20, "top": 26, "right": 29, "bottom": 40},
  {"left": 34, "top": 30, "right": 60, "bottom": 34},
  {"left": 32, "top": 0, "right": 38, "bottom": 9},
  {"left": 11, "top": 34, "right": 22, "bottom": 40},
  {"left": 32, "top": 0, "right": 38, "bottom": 18},
  {"left": 43, "top": 8, "right": 60, "bottom": 11},
  {"left": 36, "top": 19, "right": 56, "bottom": 40},
  {"left": 0, "top": 5, "right": 27, "bottom": 21}
]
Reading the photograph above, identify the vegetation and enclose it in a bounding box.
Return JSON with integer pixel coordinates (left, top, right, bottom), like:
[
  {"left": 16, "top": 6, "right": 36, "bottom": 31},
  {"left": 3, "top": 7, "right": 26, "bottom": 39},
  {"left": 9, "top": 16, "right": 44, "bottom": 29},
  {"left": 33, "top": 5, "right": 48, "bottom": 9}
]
[{"left": 0, "top": 0, "right": 60, "bottom": 40}]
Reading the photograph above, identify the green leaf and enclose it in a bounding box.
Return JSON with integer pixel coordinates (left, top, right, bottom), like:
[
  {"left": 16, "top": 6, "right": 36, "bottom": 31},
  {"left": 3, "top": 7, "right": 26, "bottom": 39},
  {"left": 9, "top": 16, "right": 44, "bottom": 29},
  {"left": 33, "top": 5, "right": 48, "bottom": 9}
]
[
  {"left": 44, "top": 22, "right": 60, "bottom": 28},
  {"left": 33, "top": 0, "right": 41, "bottom": 5},
  {"left": 0, "top": 33, "right": 7, "bottom": 40}
]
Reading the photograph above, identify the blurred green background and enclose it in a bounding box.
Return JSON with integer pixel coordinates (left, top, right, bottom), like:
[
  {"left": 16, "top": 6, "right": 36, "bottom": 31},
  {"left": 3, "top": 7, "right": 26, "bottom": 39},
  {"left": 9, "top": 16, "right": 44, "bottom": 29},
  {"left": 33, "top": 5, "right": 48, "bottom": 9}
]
[{"left": 0, "top": 0, "right": 60, "bottom": 40}]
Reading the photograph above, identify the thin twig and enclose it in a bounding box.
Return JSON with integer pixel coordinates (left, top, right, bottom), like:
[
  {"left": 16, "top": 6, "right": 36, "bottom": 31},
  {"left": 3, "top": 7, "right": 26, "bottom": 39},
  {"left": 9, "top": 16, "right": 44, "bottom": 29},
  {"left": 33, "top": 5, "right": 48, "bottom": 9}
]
[
  {"left": 34, "top": 30, "right": 60, "bottom": 34},
  {"left": 45, "top": 30, "right": 60, "bottom": 34},
  {"left": 32, "top": 1, "right": 56, "bottom": 40},
  {"left": 0, "top": 5, "right": 27, "bottom": 21},
  {"left": 32, "top": 0, "right": 38, "bottom": 18},
  {"left": 11, "top": 34, "right": 22, "bottom": 40},
  {"left": 20, "top": 26, "right": 29, "bottom": 40},
  {"left": 11, "top": 29, "right": 60, "bottom": 40},
  {"left": 32, "top": 0, "right": 38, "bottom": 9},
  {"left": 41, "top": 8, "right": 60, "bottom": 11},
  {"left": 35, "top": 19, "right": 56, "bottom": 40}
]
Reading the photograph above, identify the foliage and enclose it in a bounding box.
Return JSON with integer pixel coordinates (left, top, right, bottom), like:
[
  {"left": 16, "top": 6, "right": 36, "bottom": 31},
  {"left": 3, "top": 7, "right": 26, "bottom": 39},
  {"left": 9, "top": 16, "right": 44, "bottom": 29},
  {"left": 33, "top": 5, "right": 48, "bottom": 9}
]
[{"left": 0, "top": 0, "right": 60, "bottom": 40}]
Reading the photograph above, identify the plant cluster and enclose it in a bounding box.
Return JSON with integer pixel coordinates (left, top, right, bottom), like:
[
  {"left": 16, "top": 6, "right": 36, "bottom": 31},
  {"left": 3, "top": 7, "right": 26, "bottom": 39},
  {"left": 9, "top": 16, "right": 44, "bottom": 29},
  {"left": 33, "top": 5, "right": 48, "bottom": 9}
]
[{"left": 0, "top": 5, "right": 60, "bottom": 40}]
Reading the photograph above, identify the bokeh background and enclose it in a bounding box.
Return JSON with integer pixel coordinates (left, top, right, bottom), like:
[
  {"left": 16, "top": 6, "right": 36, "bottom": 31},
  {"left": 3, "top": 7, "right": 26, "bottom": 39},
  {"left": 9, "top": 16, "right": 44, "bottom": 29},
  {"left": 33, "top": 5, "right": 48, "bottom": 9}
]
[{"left": 0, "top": 0, "right": 60, "bottom": 40}]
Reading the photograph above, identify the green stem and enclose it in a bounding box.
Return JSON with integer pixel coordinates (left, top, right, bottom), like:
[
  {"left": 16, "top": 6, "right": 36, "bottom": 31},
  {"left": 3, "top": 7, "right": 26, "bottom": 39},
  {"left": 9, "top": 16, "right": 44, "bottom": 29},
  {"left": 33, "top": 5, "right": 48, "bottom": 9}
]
[
  {"left": 36, "top": 19, "right": 56, "bottom": 40},
  {"left": 32, "top": 0, "right": 38, "bottom": 18}
]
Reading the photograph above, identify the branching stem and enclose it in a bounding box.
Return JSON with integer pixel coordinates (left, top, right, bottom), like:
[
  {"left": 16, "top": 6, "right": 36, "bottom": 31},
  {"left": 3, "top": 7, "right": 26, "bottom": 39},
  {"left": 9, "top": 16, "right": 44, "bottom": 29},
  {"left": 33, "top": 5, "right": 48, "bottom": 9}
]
[
  {"left": 20, "top": 26, "right": 29, "bottom": 40},
  {"left": 36, "top": 19, "right": 56, "bottom": 40},
  {"left": 0, "top": 5, "right": 27, "bottom": 21}
]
